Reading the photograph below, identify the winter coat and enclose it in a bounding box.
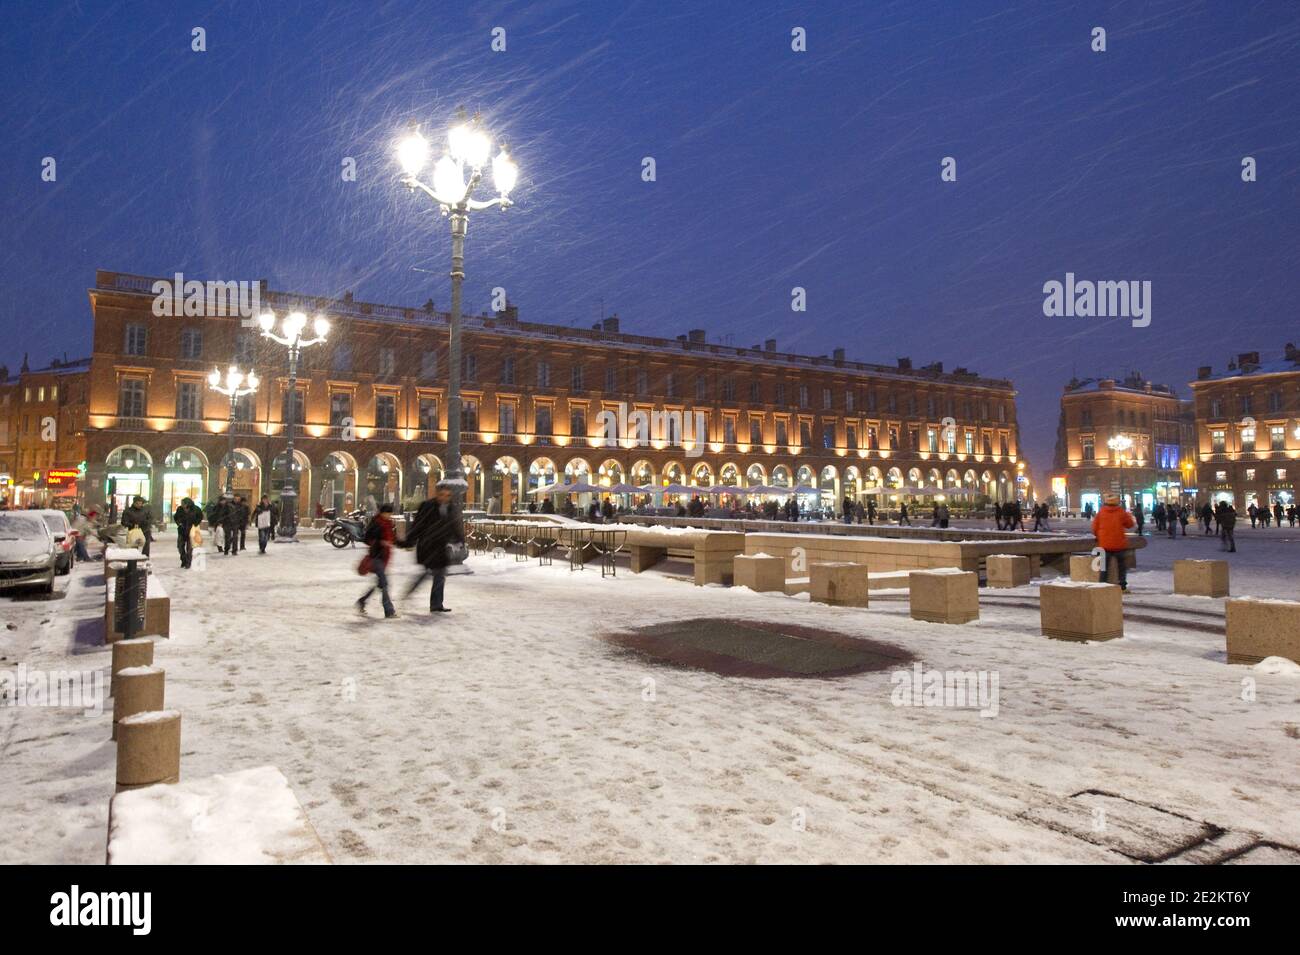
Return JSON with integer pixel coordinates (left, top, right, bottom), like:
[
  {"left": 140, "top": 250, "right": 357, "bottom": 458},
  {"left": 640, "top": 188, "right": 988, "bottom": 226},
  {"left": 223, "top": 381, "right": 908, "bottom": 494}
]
[
  {"left": 363, "top": 513, "right": 396, "bottom": 567},
  {"left": 1091, "top": 503, "right": 1135, "bottom": 552},
  {"left": 173, "top": 503, "right": 203, "bottom": 532},
  {"left": 121, "top": 504, "right": 153, "bottom": 537},
  {"left": 251, "top": 502, "right": 280, "bottom": 529},
  {"left": 404, "top": 499, "right": 464, "bottom": 569}
]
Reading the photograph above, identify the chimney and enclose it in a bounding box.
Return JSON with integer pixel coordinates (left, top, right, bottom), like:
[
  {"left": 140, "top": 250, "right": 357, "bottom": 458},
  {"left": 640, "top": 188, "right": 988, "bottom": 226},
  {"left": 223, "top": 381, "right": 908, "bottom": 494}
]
[
  {"left": 1238, "top": 351, "right": 1260, "bottom": 370},
  {"left": 677, "top": 334, "right": 688, "bottom": 344},
  {"left": 897, "top": 357, "right": 912, "bottom": 370},
  {"left": 592, "top": 322, "right": 601, "bottom": 330},
  {"left": 499, "top": 303, "right": 519, "bottom": 322},
  {"left": 832, "top": 347, "right": 845, "bottom": 364},
  {"left": 423, "top": 298, "right": 435, "bottom": 313},
  {"left": 343, "top": 291, "right": 354, "bottom": 303},
  {"left": 1285, "top": 342, "right": 1297, "bottom": 361},
  {"left": 602, "top": 314, "right": 619, "bottom": 333},
  {"left": 764, "top": 338, "right": 777, "bottom": 352},
  {"left": 688, "top": 329, "right": 706, "bottom": 343},
  {"left": 1197, "top": 366, "right": 1212, "bottom": 379},
  {"left": 1098, "top": 378, "right": 1115, "bottom": 390}
]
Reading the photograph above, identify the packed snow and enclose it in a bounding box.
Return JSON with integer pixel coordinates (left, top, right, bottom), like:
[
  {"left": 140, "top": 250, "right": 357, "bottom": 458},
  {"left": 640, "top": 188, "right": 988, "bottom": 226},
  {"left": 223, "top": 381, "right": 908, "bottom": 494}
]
[{"left": 2, "top": 518, "right": 1298, "bottom": 864}]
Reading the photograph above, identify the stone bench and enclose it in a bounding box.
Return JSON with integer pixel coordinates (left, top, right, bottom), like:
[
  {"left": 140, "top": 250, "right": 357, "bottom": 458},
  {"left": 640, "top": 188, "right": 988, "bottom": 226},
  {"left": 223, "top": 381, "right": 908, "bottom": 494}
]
[
  {"left": 810, "top": 561, "right": 870, "bottom": 607},
  {"left": 107, "top": 765, "right": 332, "bottom": 864},
  {"left": 1225, "top": 597, "right": 1300, "bottom": 665},
  {"left": 986, "top": 554, "right": 1032, "bottom": 588},
  {"left": 1173, "top": 559, "right": 1229, "bottom": 598},
  {"left": 733, "top": 554, "right": 785, "bottom": 593},
  {"left": 104, "top": 574, "right": 170, "bottom": 642},
  {"left": 908, "top": 569, "right": 979, "bottom": 624},
  {"left": 1040, "top": 580, "right": 1123, "bottom": 641}
]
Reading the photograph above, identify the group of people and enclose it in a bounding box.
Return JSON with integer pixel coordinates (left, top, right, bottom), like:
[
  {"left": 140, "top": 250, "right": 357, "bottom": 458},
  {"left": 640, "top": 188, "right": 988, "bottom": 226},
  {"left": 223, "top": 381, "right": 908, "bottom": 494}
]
[
  {"left": 355, "top": 483, "right": 464, "bottom": 619},
  {"left": 1245, "top": 500, "right": 1297, "bottom": 528}
]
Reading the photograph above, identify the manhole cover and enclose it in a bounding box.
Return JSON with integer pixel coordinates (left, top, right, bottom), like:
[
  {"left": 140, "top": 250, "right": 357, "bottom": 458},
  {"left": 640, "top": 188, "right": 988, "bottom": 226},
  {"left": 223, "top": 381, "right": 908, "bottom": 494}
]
[{"left": 601, "top": 617, "right": 913, "bottom": 678}]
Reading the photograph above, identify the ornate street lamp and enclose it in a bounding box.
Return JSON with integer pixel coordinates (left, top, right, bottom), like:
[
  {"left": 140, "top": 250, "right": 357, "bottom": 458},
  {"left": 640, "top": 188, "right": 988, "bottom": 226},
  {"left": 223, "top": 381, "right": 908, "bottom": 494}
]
[
  {"left": 395, "top": 110, "right": 518, "bottom": 503},
  {"left": 208, "top": 365, "right": 259, "bottom": 495},
  {"left": 258, "top": 310, "right": 330, "bottom": 538},
  {"left": 1107, "top": 433, "right": 1134, "bottom": 507}
]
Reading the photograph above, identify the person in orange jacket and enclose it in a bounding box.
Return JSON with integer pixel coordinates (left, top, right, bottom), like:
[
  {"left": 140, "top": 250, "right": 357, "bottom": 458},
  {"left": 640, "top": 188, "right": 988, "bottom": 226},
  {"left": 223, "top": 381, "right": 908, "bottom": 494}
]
[{"left": 1091, "top": 493, "right": 1136, "bottom": 590}]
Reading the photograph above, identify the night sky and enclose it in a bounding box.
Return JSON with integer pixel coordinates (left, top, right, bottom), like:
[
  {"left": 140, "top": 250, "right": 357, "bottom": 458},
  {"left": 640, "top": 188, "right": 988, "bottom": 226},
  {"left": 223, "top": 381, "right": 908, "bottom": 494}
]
[{"left": 3, "top": 0, "right": 1298, "bottom": 478}]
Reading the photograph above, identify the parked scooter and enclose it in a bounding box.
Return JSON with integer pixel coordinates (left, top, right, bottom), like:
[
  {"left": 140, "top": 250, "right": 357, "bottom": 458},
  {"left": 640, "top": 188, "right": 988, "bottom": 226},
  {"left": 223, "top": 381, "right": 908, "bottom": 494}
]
[{"left": 323, "top": 508, "right": 367, "bottom": 548}]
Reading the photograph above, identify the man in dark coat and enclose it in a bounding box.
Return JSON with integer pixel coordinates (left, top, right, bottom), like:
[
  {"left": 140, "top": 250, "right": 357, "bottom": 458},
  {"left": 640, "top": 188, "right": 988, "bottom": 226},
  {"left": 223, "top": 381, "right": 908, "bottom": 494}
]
[
  {"left": 215, "top": 495, "right": 242, "bottom": 555},
  {"left": 401, "top": 484, "right": 464, "bottom": 613},
  {"left": 121, "top": 496, "right": 154, "bottom": 556},
  {"left": 172, "top": 497, "right": 204, "bottom": 569},
  {"left": 251, "top": 496, "right": 280, "bottom": 554},
  {"left": 232, "top": 495, "right": 250, "bottom": 552}
]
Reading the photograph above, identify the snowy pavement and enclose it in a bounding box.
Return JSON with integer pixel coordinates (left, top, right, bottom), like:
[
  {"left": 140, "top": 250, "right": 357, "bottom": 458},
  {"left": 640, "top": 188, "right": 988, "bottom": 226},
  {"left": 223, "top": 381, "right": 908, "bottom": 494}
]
[{"left": 2, "top": 525, "right": 1298, "bottom": 864}]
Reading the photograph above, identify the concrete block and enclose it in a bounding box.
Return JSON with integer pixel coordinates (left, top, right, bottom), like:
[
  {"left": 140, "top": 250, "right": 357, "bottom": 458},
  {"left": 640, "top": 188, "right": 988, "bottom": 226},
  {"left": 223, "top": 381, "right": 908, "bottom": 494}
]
[
  {"left": 986, "top": 554, "right": 1031, "bottom": 588},
  {"left": 1040, "top": 581, "right": 1123, "bottom": 642},
  {"left": 810, "top": 561, "right": 870, "bottom": 607},
  {"left": 1173, "top": 559, "right": 1229, "bottom": 598},
  {"left": 733, "top": 554, "right": 785, "bottom": 593},
  {"left": 115, "top": 709, "right": 180, "bottom": 792},
  {"left": 1225, "top": 597, "right": 1300, "bottom": 665},
  {"left": 908, "top": 569, "right": 979, "bottom": 624}
]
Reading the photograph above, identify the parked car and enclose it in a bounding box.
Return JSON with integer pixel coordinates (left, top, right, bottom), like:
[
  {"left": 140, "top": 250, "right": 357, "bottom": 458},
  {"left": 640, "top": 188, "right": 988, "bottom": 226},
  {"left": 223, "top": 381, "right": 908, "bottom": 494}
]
[
  {"left": 0, "top": 512, "right": 57, "bottom": 595},
  {"left": 36, "top": 509, "right": 74, "bottom": 575}
]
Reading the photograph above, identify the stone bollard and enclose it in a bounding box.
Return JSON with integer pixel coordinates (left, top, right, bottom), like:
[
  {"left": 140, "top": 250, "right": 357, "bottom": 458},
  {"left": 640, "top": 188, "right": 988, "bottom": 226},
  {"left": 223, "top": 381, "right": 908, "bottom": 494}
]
[
  {"left": 1040, "top": 581, "right": 1123, "bottom": 641},
  {"left": 908, "top": 569, "right": 979, "bottom": 624},
  {"left": 1225, "top": 597, "right": 1300, "bottom": 664},
  {"left": 1069, "top": 554, "right": 1101, "bottom": 583},
  {"left": 115, "top": 710, "right": 181, "bottom": 792},
  {"left": 986, "top": 554, "right": 1031, "bottom": 588},
  {"left": 1173, "top": 559, "right": 1230, "bottom": 598},
  {"left": 110, "top": 638, "right": 154, "bottom": 696},
  {"left": 810, "top": 561, "right": 870, "bottom": 607},
  {"left": 112, "top": 666, "right": 165, "bottom": 741},
  {"left": 733, "top": 554, "right": 785, "bottom": 593}
]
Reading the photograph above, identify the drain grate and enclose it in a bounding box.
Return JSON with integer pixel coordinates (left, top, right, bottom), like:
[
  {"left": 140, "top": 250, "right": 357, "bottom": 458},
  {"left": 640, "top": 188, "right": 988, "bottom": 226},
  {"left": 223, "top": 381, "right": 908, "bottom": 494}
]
[{"left": 602, "top": 617, "right": 913, "bottom": 678}]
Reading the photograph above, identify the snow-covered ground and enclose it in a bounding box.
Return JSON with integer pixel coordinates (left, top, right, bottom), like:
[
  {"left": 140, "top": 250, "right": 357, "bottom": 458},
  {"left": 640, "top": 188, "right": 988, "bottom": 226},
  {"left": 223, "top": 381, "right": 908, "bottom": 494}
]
[{"left": 2, "top": 522, "right": 1298, "bottom": 864}]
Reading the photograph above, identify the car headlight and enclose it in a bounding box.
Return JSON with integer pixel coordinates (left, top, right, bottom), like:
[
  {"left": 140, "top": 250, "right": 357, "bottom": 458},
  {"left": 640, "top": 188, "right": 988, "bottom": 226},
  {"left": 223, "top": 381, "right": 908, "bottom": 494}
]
[{"left": 28, "top": 554, "right": 51, "bottom": 565}]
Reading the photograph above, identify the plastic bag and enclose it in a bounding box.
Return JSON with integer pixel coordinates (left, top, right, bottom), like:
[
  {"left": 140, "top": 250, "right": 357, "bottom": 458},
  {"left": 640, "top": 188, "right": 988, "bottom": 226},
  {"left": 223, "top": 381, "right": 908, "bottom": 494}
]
[{"left": 125, "top": 527, "right": 146, "bottom": 549}]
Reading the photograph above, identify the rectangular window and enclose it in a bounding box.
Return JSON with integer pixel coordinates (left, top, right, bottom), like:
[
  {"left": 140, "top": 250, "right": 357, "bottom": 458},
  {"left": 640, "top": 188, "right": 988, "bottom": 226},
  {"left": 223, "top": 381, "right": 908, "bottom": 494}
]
[
  {"left": 1269, "top": 392, "right": 1282, "bottom": 413},
  {"left": 463, "top": 353, "right": 477, "bottom": 382},
  {"left": 330, "top": 393, "right": 352, "bottom": 426},
  {"left": 570, "top": 407, "right": 586, "bottom": 439},
  {"left": 375, "top": 394, "right": 397, "bottom": 429},
  {"left": 1240, "top": 394, "right": 1251, "bottom": 415},
  {"left": 536, "top": 405, "right": 553, "bottom": 436},
  {"left": 499, "top": 401, "right": 516, "bottom": 436},
  {"left": 846, "top": 391, "right": 856, "bottom": 413},
  {"left": 124, "top": 324, "right": 147, "bottom": 356},
  {"left": 822, "top": 423, "right": 835, "bottom": 449},
  {"left": 461, "top": 398, "right": 478, "bottom": 432},
  {"left": 233, "top": 392, "right": 254, "bottom": 422},
  {"left": 37, "top": 386, "right": 45, "bottom": 402},
  {"left": 500, "top": 355, "right": 515, "bottom": 386},
  {"left": 1081, "top": 435, "right": 1094, "bottom": 461},
  {"left": 118, "top": 379, "right": 146, "bottom": 417},
  {"left": 696, "top": 376, "right": 707, "bottom": 401},
  {"left": 822, "top": 388, "right": 832, "bottom": 410},
  {"left": 1000, "top": 434, "right": 1008, "bottom": 457},
  {"left": 723, "top": 416, "right": 736, "bottom": 445},
  {"left": 867, "top": 426, "right": 878, "bottom": 450},
  {"left": 637, "top": 369, "right": 648, "bottom": 393},
  {"left": 421, "top": 351, "right": 438, "bottom": 380},
  {"left": 927, "top": 428, "right": 938, "bottom": 453},
  {"left": 722, "top": 378, "right": 735, "bottom": 402},
  {"left": 750, "top": 380, "right": 761, "bottom": 404},
  {"left": 776, "top": 419, "right": 788, "bottom": 446},
  {"left": 571, "top": 364, "right": 584, "bottom": 391},
  {"left": 1211, "top": 429, "right": 1225, "bottom": 453},
  {"left": 1271, "top": 425, "right": 1286, "bottom": 451},
  {"left": 537, "top": 362, "right": 551, "bottom": 388},
  {"left": 176, "top": 381, "right": 200, "bottom": 421},
  {"left": 1245, "top": 468, "right": 1256, "bottom": 481},
  {"left": 332, "top": 345, "right": 352, "bottom": 373},
  {"left": 378, "top": 348, "right": 396, "bottom": 379},
  {"left": 1276, "top": 468, "right": 1288, "bottom": 481},
  {"left": 775, "top": 383, "right": 786, "bottom": 405},
  {"left": 889, "top": 425, "right": 900, "bottom": 449},
  {"left": 1215, "top": 470, "right": 1227, "bottom": 481},
  {"left": 51, "top": 385, "right": 58, "bottom": 402},
  {"left": 846, "top": 423, "right": 857, "bottom": 449},
  {"left": 1241, "top": 427, "right": 1255, "bottom": 453},
  {"left": 605, "top": 367, "right": 616, "bottom": 393},
  {"left": 799, "top": 385, "right": 809, "bottom": 408},
  {"left": 665, "top": 372, "right": 675, "bottom": 397},
  {"left": 799, "top": 420, "right": 812, "bottom": 447},
  {"left": 982, "top": 433, "right": 993, "bottom": 456},
  {"left": 887, "top": 392, "right": 897, "bottom": 414},
  {"left": 235, "top": 332, "right": 255, "bottom": 366},
  {"left": 418, "top": 397, "right": 439, "bottom": 431},
  {"left": 180, "top": 327, "right": 203, "bottom": 360},
  {"left": 750, "top": 418, "right": 763, "bottom": 445}
]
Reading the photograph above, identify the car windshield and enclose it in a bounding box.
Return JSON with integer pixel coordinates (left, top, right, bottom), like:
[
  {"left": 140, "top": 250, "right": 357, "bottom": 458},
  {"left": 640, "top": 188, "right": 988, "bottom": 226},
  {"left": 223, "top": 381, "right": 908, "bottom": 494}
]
[
  {"left": 0, "top": 514, "right": 48, "bottom": 540},
  {"left": 41, "top": 515, "right": 66, "bottom": 534}
]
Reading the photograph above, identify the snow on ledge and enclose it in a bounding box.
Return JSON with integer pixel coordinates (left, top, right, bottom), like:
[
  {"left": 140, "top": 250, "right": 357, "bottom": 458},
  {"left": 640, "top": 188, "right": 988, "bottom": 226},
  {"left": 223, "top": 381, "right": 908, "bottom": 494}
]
[{"left": 108, "top": 765, "right": 331, "bottom": 865}]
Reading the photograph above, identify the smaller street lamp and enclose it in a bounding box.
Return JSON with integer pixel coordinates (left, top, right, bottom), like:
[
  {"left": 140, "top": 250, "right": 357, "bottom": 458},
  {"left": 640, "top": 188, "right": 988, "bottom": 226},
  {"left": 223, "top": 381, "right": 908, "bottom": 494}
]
[
  {"left": 1107, "top": 434, "right": 1134, "bottom": 507},
  {"left": 208, "top": 365, "right": 259, "bottom": 495},
  {"left": 259, "top": 310, "right": 329, "bottom": 538}
]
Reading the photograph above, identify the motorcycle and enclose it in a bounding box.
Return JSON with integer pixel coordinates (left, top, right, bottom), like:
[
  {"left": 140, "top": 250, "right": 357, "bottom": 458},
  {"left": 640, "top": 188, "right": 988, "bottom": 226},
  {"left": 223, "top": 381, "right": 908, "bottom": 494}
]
[{"left": 323, "top": 508, "right": 368, "bottom": 548}]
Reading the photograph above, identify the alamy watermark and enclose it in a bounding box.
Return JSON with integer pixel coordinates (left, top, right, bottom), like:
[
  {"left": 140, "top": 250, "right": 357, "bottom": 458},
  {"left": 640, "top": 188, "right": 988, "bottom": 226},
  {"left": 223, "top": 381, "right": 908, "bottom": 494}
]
[
  {"left": 1042, "top": 272, "right": 1150, "bottom": 328},
  {"left": 598, "top": 401, "right": 709, "bottom": 459},
  {"left": 1, "top": 664, "right": 104, "bottom": 717},
  {"left": 151, "top": 272, "right": 262, "bottom": 325},
  {"left": 890, "top": 662, "right": 999, "bottom": 718}
]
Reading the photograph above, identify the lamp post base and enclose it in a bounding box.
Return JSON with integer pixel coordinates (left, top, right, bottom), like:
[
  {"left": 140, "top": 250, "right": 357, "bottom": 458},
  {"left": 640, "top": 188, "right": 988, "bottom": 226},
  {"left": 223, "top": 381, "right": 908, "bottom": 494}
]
[{"left": 275, "top": 488, "right": 300, "bottom": 541}]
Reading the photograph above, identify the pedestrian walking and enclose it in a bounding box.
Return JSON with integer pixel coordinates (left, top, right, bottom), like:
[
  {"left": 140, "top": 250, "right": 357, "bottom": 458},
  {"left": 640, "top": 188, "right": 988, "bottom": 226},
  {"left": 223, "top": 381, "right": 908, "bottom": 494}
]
[
  {"left": 1218, "top": 501, "right": 1237, "bottom": 552},
  {"left": 1092, "top": 492, "right": 1135, "bottom": 591},
  {"left": 214, "top": 495, "right": 241, "bottom": 555},
  {"left": 401, "top": 484, "right": 464, "bottom": 614},
  {"left": 121, "top": 495, "right": 154, "bottom": 556},
  {"left": 899, "top": 502, "right": 911, "bottom": 526},
  {"left": 356, "top": 503, "right": 397, "bottom": 618},
  {"left": 251, "top": 495, "right": 279, "bottom": 553},
  {"left": 172, "top": 497, "right": 204, "bottom": 569}
]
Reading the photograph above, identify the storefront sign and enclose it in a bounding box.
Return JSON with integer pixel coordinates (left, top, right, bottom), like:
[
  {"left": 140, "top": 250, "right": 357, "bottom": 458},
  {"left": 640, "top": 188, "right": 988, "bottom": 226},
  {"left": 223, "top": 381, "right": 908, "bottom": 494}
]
[{"left": 45, "top": 468, "right": 80, "bottom": 486}]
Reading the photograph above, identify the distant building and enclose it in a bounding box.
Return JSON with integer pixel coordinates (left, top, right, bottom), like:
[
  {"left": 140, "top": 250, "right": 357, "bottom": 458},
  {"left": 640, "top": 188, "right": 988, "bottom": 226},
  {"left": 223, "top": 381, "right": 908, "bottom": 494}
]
[
  {"left": 1051, "top": 373, "right": 1195, "bottom": 513},
  {"left": 1188, "top": 345, "right": 1300, "bottom": 509},
  {"left": 0, "top": 355, "right": 91, "bottom": 508}
]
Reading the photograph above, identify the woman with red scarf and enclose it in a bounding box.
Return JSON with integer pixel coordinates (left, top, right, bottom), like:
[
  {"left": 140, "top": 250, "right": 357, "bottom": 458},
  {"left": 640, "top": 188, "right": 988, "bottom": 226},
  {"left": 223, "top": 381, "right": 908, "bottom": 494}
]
[{"left": 356, "top": 503, "right": 398, "bottom": 618}]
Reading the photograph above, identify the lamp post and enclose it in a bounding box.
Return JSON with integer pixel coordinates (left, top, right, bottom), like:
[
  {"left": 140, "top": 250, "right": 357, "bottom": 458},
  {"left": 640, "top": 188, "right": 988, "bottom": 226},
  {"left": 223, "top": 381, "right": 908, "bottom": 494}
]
[
  {"left": 395, "top": 111, "right": 518, "bottom": 504},
  {"left": 207, "top": 365, "right": 260, "bottom": 495},
  {"left": 1107, "top": 433, "right": 1134, "bottom": 507},
  {"left": 258, "top": 310, "right": 330, "bottom": 538}
]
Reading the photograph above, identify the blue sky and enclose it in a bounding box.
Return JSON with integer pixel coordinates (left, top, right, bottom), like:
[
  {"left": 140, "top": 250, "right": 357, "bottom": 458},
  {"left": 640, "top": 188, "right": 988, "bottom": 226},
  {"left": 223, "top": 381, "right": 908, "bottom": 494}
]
[{"left": 2, "top": 0, "right": 1298, "bottom": 476}]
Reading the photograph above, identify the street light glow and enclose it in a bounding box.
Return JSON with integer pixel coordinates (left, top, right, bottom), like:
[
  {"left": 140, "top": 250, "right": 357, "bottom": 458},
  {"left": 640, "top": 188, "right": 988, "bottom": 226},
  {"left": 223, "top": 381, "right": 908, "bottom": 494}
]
[
  {"left": 492, "top": 147, "right": 518, "bottom": 196},
  {"left": 433, "top": 155, "right": 466, "bottom": 204},
  {"left": 396, "top": 131, "right": 430, "bottom": 176},
  {"left": 448, "top": 123, "right": 490, "bottom": 169},
  {"left": 313, "top": 315, "right": 330, "bottom": 339},
  {"left": 257, "top": 311, "right": 276, "bottom": 333},
  {"left": 284, "top": 311, "right": 307, "bottom": 339}
]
